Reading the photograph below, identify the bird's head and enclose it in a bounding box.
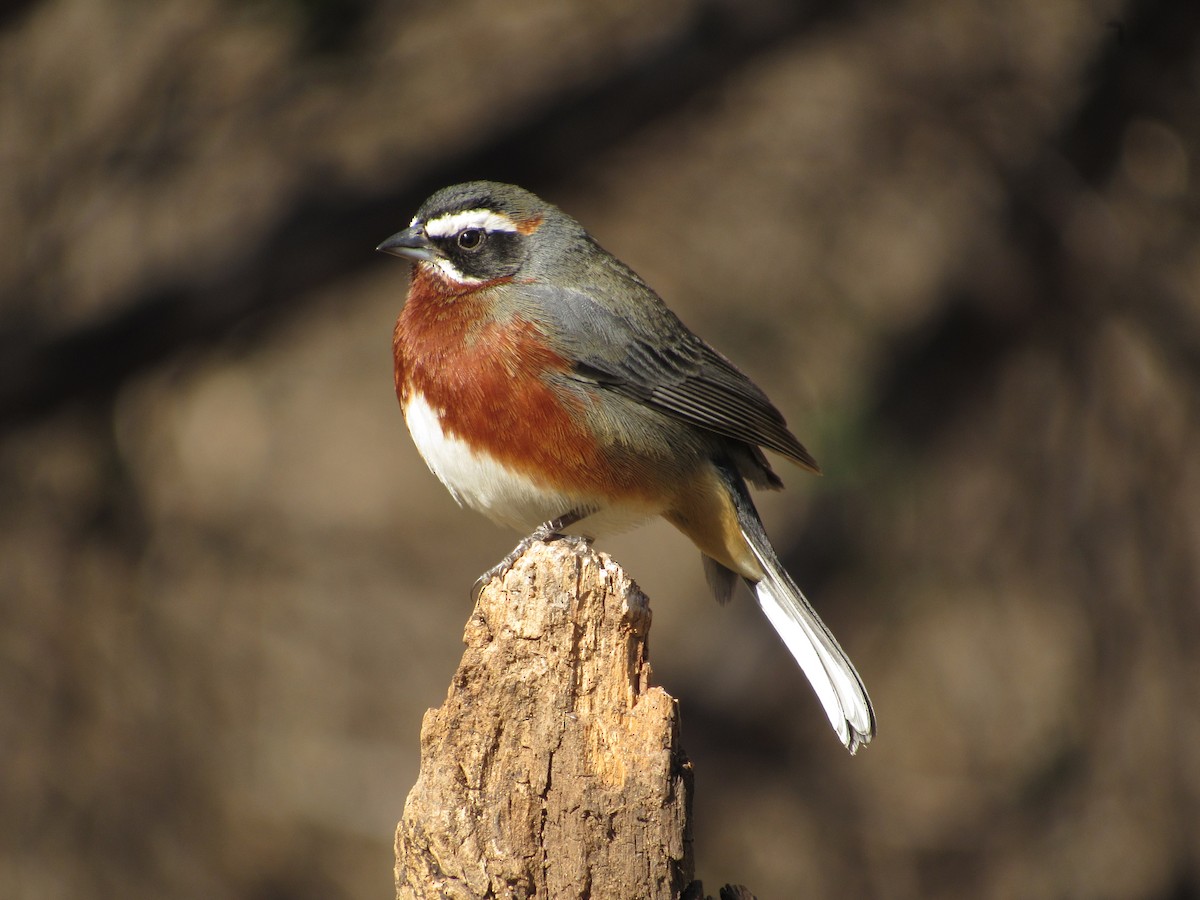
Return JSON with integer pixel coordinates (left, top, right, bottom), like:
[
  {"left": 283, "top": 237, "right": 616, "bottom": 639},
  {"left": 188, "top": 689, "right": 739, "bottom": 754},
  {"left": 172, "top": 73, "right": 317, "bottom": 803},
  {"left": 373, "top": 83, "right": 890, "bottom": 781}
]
[{"left": 377, "top": 181, "right": 587, "bottom": 289}]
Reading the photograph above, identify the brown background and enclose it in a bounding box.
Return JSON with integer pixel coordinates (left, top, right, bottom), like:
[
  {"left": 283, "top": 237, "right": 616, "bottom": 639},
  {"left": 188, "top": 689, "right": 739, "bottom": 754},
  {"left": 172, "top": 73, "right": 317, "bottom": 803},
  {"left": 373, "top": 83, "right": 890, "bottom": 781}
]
[{"left": 2, "top": 0, "right": 1198, "bottom": 897}]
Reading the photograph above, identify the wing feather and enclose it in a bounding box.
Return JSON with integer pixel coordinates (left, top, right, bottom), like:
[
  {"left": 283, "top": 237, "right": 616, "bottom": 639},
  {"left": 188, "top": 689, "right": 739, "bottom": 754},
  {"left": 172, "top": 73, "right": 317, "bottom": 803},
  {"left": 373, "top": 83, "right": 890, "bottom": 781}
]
[{"left": 519, "top": 280, "right": 819, "bottom": 473}]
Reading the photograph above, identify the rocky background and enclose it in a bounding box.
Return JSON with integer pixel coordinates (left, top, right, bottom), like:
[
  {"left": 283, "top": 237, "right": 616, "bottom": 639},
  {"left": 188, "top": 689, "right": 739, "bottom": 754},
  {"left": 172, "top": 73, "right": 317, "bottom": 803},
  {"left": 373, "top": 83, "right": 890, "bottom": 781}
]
[{"left": 2, "top": 0, "right": 1198, "bottom": 898}]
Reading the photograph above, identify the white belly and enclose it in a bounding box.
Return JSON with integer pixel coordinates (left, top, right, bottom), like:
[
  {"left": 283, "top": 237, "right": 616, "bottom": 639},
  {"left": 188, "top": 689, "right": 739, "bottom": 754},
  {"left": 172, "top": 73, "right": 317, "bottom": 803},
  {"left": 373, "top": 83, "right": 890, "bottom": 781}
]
[{"left": 403, "top": 393, "right": 658, "bottom": 536}]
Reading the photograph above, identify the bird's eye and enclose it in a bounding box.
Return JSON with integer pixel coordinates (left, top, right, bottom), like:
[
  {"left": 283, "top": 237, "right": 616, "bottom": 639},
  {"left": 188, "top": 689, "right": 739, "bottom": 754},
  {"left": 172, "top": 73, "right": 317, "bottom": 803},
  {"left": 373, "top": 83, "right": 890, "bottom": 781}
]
[{"left": 457, "top": 228, "right": 485, "bottom": 251}]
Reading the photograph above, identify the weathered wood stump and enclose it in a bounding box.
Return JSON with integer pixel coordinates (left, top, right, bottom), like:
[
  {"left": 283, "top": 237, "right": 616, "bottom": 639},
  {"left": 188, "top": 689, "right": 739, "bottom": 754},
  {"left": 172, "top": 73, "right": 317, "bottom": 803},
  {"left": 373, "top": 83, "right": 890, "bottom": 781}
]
[{"left": 394, "top": 539, "right": 696, "bottom": 899}]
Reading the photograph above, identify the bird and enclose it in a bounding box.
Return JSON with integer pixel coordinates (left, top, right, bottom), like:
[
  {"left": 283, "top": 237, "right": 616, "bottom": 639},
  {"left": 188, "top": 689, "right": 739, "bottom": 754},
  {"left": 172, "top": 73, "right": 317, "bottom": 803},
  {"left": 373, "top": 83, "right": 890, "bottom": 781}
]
[{"left": 377, "top": 181, "right": 875, "bottom": 753}]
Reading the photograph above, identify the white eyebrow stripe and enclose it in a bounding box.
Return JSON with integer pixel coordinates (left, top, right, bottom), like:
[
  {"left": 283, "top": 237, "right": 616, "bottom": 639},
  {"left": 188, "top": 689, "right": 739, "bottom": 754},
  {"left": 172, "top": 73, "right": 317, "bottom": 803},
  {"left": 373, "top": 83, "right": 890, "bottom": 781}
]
[{"left": 423, "top": 209, "right": 518, "bottom": 239}]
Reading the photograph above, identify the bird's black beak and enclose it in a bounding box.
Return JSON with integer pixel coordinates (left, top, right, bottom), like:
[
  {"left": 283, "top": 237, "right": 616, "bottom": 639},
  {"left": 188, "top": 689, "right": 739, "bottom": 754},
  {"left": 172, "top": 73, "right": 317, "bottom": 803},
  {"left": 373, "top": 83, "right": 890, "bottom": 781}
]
[{"left": 376, "top": 225, "right": 435, "bottom": 262}]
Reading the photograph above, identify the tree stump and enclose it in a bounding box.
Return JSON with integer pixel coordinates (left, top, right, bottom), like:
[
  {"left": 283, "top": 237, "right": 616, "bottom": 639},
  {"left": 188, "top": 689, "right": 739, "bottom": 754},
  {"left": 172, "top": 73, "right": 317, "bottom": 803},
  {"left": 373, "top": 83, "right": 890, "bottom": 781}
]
[{"left": 395, "top": 539, "right": 695, "bottom": 899}]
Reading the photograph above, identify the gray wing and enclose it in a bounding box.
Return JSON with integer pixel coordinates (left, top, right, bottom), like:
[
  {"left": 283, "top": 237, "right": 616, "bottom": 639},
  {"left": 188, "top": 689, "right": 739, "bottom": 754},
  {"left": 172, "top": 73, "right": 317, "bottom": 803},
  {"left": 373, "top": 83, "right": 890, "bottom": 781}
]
[{"left": 518, "top": 281, "right": 820, "bottom": 473}]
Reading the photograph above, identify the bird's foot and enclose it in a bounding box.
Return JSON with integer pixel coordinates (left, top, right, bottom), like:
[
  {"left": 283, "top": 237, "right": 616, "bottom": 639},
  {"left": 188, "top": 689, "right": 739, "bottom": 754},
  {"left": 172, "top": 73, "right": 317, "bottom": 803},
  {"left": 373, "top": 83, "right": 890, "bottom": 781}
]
[{"left": 472, "top": 512, "right": 590, "bottom": 600}]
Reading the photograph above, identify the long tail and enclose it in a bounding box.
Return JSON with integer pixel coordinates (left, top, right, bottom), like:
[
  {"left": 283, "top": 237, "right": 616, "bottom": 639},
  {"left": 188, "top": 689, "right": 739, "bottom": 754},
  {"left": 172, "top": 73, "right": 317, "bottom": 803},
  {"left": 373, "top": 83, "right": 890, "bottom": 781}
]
[{"left": 726, "top": 475, "right": 876, "bottom": 753}]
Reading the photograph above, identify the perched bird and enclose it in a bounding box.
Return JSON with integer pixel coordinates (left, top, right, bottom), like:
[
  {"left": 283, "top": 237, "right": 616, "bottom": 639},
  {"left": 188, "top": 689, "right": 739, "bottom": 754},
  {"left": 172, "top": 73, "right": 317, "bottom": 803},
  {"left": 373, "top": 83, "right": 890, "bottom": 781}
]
[{"left": 378, "top": 182, "right": 875, "bottom": 753}]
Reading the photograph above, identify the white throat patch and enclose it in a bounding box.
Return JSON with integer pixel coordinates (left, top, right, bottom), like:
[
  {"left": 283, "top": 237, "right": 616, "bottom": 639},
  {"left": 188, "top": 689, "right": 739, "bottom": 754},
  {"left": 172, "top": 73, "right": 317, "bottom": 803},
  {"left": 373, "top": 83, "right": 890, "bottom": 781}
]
[{"left": 424, "top": 257, "right": 483, "bottom": 284}]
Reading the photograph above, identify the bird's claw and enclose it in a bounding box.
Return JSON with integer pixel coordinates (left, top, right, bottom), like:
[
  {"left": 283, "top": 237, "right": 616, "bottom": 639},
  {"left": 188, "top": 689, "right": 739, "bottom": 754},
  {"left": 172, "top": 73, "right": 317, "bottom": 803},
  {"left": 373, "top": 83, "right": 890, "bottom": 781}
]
[{"left": 471, "top": 513, "right": 590, "bottom": 601}]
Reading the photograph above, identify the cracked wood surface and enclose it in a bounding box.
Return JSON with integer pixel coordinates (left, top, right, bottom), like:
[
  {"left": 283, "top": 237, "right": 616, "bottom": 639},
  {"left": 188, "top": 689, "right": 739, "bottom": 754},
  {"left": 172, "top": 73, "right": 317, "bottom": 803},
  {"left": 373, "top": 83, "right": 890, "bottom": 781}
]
[{"left": 394, "top": 540, "right": 694, "bottom": 899}]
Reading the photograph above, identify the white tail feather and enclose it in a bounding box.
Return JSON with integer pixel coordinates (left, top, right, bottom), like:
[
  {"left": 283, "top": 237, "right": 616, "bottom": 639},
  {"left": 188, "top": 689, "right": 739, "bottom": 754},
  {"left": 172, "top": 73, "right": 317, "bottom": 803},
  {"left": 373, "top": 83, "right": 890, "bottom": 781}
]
[{"left": 746, "top": 537, "right": 875, "bottom": 753}]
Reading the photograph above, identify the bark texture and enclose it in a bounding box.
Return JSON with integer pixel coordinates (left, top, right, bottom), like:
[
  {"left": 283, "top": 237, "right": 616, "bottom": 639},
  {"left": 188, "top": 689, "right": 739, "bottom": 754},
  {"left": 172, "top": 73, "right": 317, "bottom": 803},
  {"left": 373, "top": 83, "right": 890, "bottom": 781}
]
[{"left": 395, "top": 539, "right": 695, "bottom": 900}]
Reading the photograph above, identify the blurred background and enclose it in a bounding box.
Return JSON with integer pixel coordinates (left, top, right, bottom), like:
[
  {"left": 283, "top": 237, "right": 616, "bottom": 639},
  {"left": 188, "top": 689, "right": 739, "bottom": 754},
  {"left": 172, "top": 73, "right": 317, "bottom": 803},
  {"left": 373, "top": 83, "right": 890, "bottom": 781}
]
[{"left": 2, "top": 0, "right": 1198, "bottom": 897}]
